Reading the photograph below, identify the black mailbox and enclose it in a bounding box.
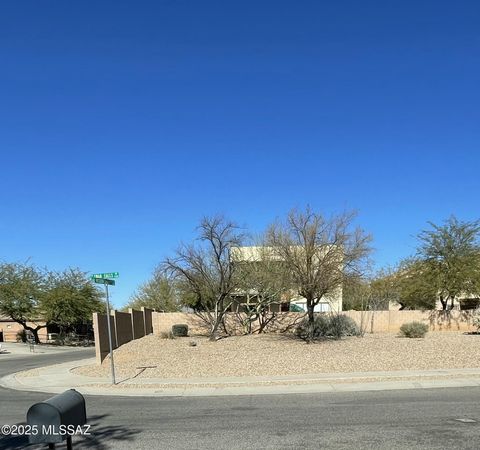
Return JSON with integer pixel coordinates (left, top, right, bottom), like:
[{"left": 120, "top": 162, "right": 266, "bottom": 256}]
[{"left": 27, "top": 389, "right": 87, "bottom": 448}]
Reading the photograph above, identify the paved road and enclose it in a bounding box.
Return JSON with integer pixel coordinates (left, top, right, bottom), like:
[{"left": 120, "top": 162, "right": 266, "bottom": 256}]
[{"left": 1, "top": 350, "right": 480, "bottom": 449}]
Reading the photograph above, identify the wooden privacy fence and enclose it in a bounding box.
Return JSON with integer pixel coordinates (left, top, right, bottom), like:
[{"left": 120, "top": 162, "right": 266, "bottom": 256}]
[{"left": 93, "top": 307, "right": 154, "bottom": 364}]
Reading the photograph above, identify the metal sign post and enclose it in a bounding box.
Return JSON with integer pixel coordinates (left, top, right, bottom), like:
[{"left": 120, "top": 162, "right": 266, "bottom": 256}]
[
  {"left": 104, "top": 280, "right": 116, "bottom": 385},
  {"left": 92, "top": 273, "right": 119, "bottom": 385}
]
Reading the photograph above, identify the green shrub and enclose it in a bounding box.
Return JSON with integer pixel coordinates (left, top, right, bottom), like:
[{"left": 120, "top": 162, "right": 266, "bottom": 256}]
[
  {"left": 171, "top": 324, "right": 189, "bottom": 337},
  {"left": 296, "top": 314, "right": 360, "bottom": 341},
  {"left": 399, "top": 321, "right": 429, "bottom": 338},
  {"left": 328, "top": 314, "right": 360, "bottom": 339}
]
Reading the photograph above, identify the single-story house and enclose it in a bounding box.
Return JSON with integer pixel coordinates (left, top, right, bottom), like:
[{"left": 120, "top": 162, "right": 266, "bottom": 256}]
[{"left": 0, "top": 316, "right": 48, "bottom": 342}]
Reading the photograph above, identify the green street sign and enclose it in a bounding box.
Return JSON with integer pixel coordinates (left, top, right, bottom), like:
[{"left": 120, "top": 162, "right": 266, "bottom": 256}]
[
  {"left": 92, "top": 272, "right": 119, "bottom": 279},
  {"left": 93, "top": 278, "right": 115, "bottom": 286}
]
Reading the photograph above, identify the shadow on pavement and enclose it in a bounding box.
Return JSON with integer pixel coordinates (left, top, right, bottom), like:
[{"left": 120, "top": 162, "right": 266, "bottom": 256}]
[
  {"left": 0, "top": 414, "right": 141, "bottom": 450},
  {"left": 79, "top": 414, "right": 142, "bottom": 449}
]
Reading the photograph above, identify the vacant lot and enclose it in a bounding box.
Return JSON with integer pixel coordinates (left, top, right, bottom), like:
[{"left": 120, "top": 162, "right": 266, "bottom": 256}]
[{"left": 74, "top": 332, "right": 480, "bottom": 380}]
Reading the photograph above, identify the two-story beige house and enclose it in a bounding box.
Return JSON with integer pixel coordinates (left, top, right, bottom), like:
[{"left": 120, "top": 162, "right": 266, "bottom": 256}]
[{"left": 230, "top": 246, "right": 343, "bottom": 313}]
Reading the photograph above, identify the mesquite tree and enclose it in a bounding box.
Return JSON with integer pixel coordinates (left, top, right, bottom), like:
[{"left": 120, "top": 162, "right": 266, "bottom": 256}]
[
  {"left": 416, "top": 216, "right": 480, "bottom": 310},
  {"left": 232, "top": 245, "right": 291, "bottom": 333},
  {"left": 0, "top": 262, "right": 46, "bottom": 343},
  {"left": 266, "top": 207, "right": 372, "bottom": 325},
  {"left": 162, "top": 216, "right": 245, "bottom": 340},
  {"left": 126, "top": 269, "right": 180, "bottom": 312},
  {"left": 0, "top": 263, "right": 104, "bottom": 343}
]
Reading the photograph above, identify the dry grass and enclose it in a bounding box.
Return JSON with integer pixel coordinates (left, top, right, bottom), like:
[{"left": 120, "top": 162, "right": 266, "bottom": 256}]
[{"left": 74, "top": 332, "right": 480, "bottom": 380}]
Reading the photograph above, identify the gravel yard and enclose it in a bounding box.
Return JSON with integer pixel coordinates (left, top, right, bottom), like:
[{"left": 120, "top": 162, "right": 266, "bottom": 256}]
[{"left": 73, "top": 332, "right": 480, "bottom": 380}]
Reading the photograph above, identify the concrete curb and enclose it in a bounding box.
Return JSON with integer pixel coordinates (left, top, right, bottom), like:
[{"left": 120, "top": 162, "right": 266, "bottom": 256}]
[{"left": 2, "top": 359, "right": 480, "bottom": 397}]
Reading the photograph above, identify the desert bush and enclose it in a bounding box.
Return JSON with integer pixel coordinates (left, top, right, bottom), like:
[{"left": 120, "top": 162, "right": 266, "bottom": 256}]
[
  {"left": 296, "top": 314, "right": 360, "bottom": 341},
  {"left": 16, "top": 330, "right": 27, "bottom": 343},
  {"left": 295, "top": 319, "right": 316, "bottom": 341},
  {"left": 171, "top": 324, "right": 189, "bottom": 337},
  {"left": 399, "top": 321, "right": 429, "bottom": 338},
  {"left": 160, "top": 331, "right": 175, "bottom": 339},
  {"left": 328, "top": 315, "right": 360, "bottom": 339}
]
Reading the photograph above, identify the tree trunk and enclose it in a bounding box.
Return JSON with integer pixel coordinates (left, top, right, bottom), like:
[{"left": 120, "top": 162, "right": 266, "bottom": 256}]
[
  {"left": 220, "top": 315, "right": 230, "bottom": 336},
  {"left": 23, "top": 324, "right": 43, "bottom": 344},
  {"left": 13, "top": 318, "right": 45, "bottom": 344},
  {"left": 31, "top": 328, "right": 41, "bottom": 344},
  {"left": 209, "top": 315, "right": 222, "bottom": 341},
  {"left": 439, "top": 296, "right": 448, "bottom": 310},
  {"left": 370, "top": 308, "right": 376, "bottom": 334},
  {"left": 258, "top": 312, "right": 275, "bottom": 334},
  {"left": 304, "top": 299, "right": 315, "bottom": 343},
  {"left": 209, "top": 325, "right": 219, "bottom": 341},
  {"left": 450, "top": 297, "right": 455, "bottom": 310},
  {"left": 306, "top": 300, "right": 315, "bottom": 324}
]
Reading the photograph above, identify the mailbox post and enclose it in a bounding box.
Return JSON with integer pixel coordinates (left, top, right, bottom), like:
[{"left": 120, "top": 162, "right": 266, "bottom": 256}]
[{"left": 27, "top": 389, "right": 87, "bottom": 449}]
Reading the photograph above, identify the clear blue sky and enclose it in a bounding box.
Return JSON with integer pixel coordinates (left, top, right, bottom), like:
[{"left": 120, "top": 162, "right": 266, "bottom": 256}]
[{"left": 1, "top": 1, "right": 479, "bottom": 307}]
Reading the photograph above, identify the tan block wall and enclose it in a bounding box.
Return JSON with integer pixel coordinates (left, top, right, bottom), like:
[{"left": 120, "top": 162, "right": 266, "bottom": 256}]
[
  {"left": 152, "top": 310, "right": 476, "bottom": 337},
  {"left": 152, "top": 312, "right": 306, "bottom": 335},
  {"left": 343, "top": 310, "right": 475, "bottom": 333},
  {"left": 152, "top": 312, "right": 210, "bottom": 335},
  {"left": 113, "top": 311, "right": 133, "bottom": 347},
  {"left": 426, "top": 310, "right": 475, "bottom": 331}
]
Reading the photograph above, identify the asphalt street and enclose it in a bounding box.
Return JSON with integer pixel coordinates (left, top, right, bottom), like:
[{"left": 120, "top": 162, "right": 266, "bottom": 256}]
[{"left": 0, "top": 350, "right": 479, "bottom": 449}]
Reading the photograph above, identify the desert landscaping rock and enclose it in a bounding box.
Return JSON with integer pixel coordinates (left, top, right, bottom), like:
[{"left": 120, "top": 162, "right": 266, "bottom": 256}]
[{"left": 73, "top": 332, "right": 480, "bottom": 380}]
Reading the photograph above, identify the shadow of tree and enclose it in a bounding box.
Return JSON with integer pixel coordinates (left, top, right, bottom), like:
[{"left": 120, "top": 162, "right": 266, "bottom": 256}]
[
  {"left": 0, "top": 432, "right": 29, "bottom": 450},
  {"left": 427, "top": 310, "right": 473, "bottom": 331},
  {"left": 226, "top": 311, "right": 307, "bottom": 336},
  {"left": 0, "top": 414, "right": 141, "bottom": 450},
  {"left": 267, "top": 312, "right": 307, "bottom": 333},
  {"left": 76, "top": 414, "right": 141, "bottom": 449}
]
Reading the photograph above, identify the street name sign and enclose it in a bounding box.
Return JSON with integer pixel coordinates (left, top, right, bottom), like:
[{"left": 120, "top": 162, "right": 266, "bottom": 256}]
[
  {"left": 93, "top": 278, "right": 115, "bottom": 286},
  {"left": 92, "top": 272, "right": 119, "bottom": 279}
]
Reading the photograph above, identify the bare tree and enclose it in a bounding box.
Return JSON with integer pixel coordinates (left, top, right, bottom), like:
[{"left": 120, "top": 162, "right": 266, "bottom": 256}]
[
  {"left": 162, "top": 216, "right": 244, "bottom": 340},
  {"left": 266, "top": 207, "right": 372, "bottom": 326},
  {"left": 343, "top": 269, "right": 399, "bottom": 334}
]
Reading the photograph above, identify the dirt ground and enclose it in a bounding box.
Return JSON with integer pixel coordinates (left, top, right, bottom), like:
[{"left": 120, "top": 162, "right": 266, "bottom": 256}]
[{"left": 73, "top": 332, "right": 480, "bottom": 380}]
